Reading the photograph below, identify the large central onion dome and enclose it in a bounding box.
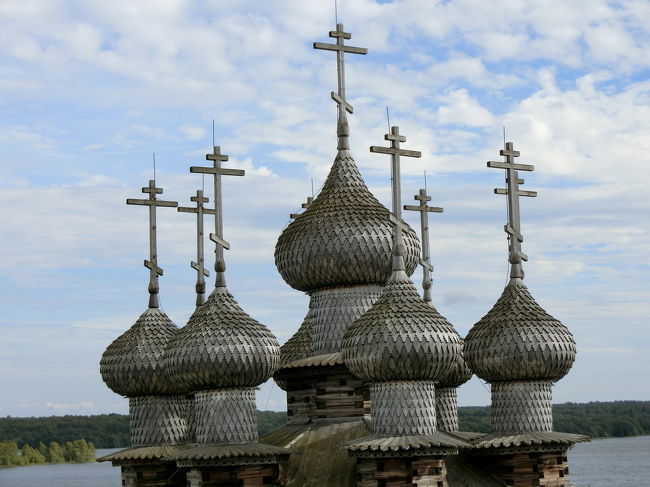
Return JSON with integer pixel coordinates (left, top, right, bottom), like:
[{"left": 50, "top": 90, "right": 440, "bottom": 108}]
[
  {"left": 275, "top": 150, "right": 420, "bottom": 292},
  {"left": 100, "top": 308, "right": 182, "bottom": 396},
  {"left": 464, "top": 280, "right": 576, "bottom": 382},
  {"left": 163, "top": 286, "right": 280, "bottom": 390},
  {"left": 342, "top": 243, "right": 461, "bottom": 382}
]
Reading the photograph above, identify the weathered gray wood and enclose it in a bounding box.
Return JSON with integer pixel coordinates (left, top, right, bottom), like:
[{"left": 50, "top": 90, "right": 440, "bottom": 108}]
[
  {"left": 369, "top": 146, "right": 422, "bottom": 158},
  {"left": 313, "top": 23, "right": 367, "bottom": 150},
  {"left": 486, "top": 142, "right": 537, "bottom": 280},
  {"left": 178, "top": 190, "right": 214, "bottom": 306},
  {"left": 126, "top": 179, "right": 177, "bottom": 308}
]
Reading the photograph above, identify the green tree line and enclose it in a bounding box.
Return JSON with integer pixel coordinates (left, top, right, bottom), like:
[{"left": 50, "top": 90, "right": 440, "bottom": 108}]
[
  {"left": 0, "top": 411, "right": 287, "bottom": 449},
  {"left": 0, "top": 439, "right": 95, "bottom": 467},
  {"left": 458, "top": 401, "right": 650, "bottom": 438},
  {"left": 2, "top": 402, "right": 647, "bottom": 449}
]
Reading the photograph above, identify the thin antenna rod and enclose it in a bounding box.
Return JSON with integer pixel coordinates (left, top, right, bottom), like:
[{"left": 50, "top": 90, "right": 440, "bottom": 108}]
[
  {"left": 503, "top": 126, "right": 506, "bottom": 148},
  {"left": 153, "top": 153, "right": 156, "bottom": 181},
  {"left": 335, "top": 0, "right": 338, "bottom": 24},
  {"left": 386, "top": 106, "right": 391, "bottom": 133},
  {"left": 311, "top": 178, "right": 314, "bottom": 198},
  {"left": 424, "top": 170, "right": 427, "bottom": 191},
  {"left": 212, "top": 119, "right": 215, "bottom": 147}
]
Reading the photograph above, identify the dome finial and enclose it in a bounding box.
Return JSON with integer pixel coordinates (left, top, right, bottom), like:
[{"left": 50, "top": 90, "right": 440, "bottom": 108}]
[
  {"left": 370, "top": 125, "right": 423, "bottom": 277},
  {"left": 126, "top": 178, "right": 178, "bottom": 308},
  {"left": 404, "top": 187, "right": 443, "bottom": 302},
  {"left": 487, "top": 141, "right": 538, "bottom": 282},
  {"left": 190, "top": 145, "right": 245, "bottom": 288},
  {"left": 314, "top": 23, "right": 367, "bottom": 151},
  {"left": 178, "top": 189, "right": 216, "bottom": 307}
]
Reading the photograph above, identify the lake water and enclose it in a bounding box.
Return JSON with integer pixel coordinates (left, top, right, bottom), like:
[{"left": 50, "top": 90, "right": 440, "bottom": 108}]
[{"left": 0, "top": 437, "right": 647, "bottom": 486}]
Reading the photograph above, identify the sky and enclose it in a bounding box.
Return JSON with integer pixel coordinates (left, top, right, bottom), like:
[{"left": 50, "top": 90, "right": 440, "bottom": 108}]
[{"left": 0, "top": 0, "right": 649, "bottom": 417}]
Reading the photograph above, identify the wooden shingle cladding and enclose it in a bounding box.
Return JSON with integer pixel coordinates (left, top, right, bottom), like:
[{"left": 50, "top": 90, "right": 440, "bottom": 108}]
[
  {"left": 100, "top": 307, "right": 182, "bottom": 396},
  {"left": 274, "top": 150, "right": 420, "bottom": 293},
  {"left": 129, "top": 395, "right": 189, "bottom": 446}
]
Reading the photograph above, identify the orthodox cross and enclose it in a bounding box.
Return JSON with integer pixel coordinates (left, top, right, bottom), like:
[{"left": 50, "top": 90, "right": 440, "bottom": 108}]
[
  {"left": 404, "top": 188, "right": 443, "bottom": 303},
  {"left": 487, "top": 141, "right": 537, "bottom": 280},
  {"left": 190, "top": 146, "right": 245, "bottom": 286},
  {"left": 126, "top": 179, "right": 178, "bottom": 308},
  {"left": 178, "top": 190, "right": 216, "bottom": 306},
  {"left": 289, "top": 196, "right": 313, "bottom": 219},
  {"left": 370, "top": 126, "right": 422, "bottom": 240},
  {"left": 314, "top": 23, "right": 367, "bottom": 149}
]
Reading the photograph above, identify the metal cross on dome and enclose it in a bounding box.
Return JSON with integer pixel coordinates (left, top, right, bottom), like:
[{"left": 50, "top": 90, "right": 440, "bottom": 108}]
[
  {"left": 314, "top": 23, "right": 367, "bottom": 149},
  {"left": 404, "top": 188, "right": 443, "bottom": 303},
  {"left": 190, "top": 146, "right": 245, "bottom": 286},
  {"left": 487, "top": 141, "right": 538, "bottom": 280},
  {"left": 126, "top": 179, "right": 178, "bottom": 308},
  {"left": 178, "top": 189, "right": 216, "bottom": 306},
  {"left": 370, "top": 126, "right": 422, "bottom": 237}
]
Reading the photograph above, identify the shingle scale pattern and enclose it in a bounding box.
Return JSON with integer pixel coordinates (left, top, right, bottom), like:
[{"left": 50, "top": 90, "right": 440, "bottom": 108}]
[
  {"left": 345, "top": 431, "right": 469, "bottom": 452},
  {"left": 491, "top": 381, "right": 553, "bottom": 434},
  {"left": 464, "top": 280, "right": 576, "bottom": 382},
  {"left": 437, "top": 338, "right": 472, "bottom": 388},
  {"left": 163, "top": 287, "right": 280, "bottom": 390},
  {"left": 129, "top": 395, "right": 188, "bottom": 447},
  {"left": 193, "top": 389, "right": 258, "bottom": 445},
  {"left": 342, "top": 271, "right": 461, "bottom": 382},
  {"left": 311, "top": 285, "right": 383, "bottom": 354},
  {"left": 274, "top": 150, "right": 420, "bottom": 292},
  {"left": 100, "top": 308, "right": 182, "bottom": 396},
  {"left": 370, "top": 381, "right": 436, "bottom": 436},
  {"left": 436, "top": 387, "right": 460, "bottom": 432},
  {"left": 279, "top": 308, "right": 313, "bottom": 367}
]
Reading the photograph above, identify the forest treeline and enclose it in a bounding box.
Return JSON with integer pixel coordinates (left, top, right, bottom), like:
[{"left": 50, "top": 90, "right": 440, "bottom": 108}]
[
  {"left": 460, "top": 401, "right": 650, "bottom": 437},
  {"left": 0, "top": 411, "right": 287, "bottom": 448},
  {"left": 0, "top": 439, "right": 95, "bottom": 467},
  {"left": 2, "top": 402, "right": 648, "bottom": 448}
]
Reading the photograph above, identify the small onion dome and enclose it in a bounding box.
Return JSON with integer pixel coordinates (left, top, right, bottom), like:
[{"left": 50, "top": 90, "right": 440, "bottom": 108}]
[
  {"left": 274, "top": 150, "right": 420, "bottom": 292},
  {"left": 342, "top": 244, "right": 461, "bottom": 382},
  {"left": 464, "top": 279, "right": 576, "bottom": 382},
  {"left": 100, "top": 308, "right": 183, "bottom": 396},
  {"left": 163, "top": 287, "right": 280, "bottom": 390},
  {"left": 279, "top": 309, "right": 313, "bottom": 368},
  {"left": 437, "top": 338, "right": 473, "bottom": 389}
]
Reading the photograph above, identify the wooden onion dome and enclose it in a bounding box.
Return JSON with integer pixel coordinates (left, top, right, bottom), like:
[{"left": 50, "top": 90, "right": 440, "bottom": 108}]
[
  {"left": 342, "top": 242, "right": 461, "bottom": 383},
  {"left": 163, "top": 279, "right": 280, "bottom": 391},
  {"left": 274, "top": 151, "right": 420, "bottom": 292},
  {"left": 464, "top": 280, "right": 575, "bottom": 382},
  {"left": 101, "top": 308, "right": 185, "bottom": 396}
]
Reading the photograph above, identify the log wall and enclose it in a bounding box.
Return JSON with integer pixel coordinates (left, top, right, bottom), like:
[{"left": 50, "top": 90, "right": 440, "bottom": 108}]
[{"left": 355, "top": 456, "right": 448, "bottom": 487}]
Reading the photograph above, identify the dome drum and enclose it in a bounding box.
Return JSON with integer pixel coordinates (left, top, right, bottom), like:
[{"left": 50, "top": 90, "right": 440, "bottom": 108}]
[
  {"left": 310, "top": 285, "right": 383, "bottom": 355},
  {"left": 193, "top": 388, "right": 258, "bottom": 445},
  {"left": 370, "top": 381, "right": 437, "bottom": 436},
  {"left": 435, "top": 388, "right": 460, "bottom": 432},
  {"left": 491, "top": 380, "right": 553, "bottom": 435},
  {"left": 129, "top": 395, "right": 189, "bottom": 447}
]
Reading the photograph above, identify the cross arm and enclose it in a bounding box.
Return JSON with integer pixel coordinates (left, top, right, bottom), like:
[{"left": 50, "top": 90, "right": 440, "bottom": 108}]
[
  {"left": 331, "top": 91, "right": 353, "bottom": 113},
  {"left": 191, "top": 261, "right": 210, "bottom": 277},
  {"left": 404, "top": 204, "right": 443, "bottom": 213},
  {"left": 144, "top": 259, "right": 163, "bottom": 276},
  {"left": 127, "top": 198, "right": 178, "bottom": 207},
  {"left": 370, "top": 146, "right": 422, "bottom": 158},
  {"left": 190, "top": 166, "right": 245, "bottom": 177},
  {"left": 487, "top": 160, "right": 535, "bottom": 172},
  {"left": 494, "top": 188, "right": 538, "bottom": 197},
  {"left": 210, "top": 233, "right": 230, "bottom": 250},
  {"left": 313, "top": 42, "right": 368, "bottom": 55},
  {"left": 178, "top": 206, "right": 217, "bottom": 215}
]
